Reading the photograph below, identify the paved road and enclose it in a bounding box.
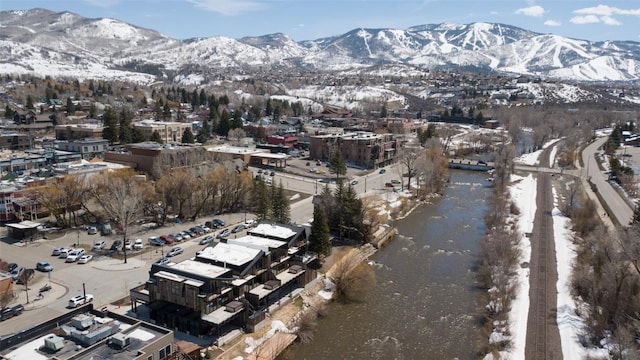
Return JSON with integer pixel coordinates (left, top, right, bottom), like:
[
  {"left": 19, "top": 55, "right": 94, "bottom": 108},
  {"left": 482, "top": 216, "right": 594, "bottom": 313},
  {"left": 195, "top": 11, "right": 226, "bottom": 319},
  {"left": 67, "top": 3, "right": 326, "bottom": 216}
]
[{"left": 582, "top": 137, "right": 634, "bottom": 226}]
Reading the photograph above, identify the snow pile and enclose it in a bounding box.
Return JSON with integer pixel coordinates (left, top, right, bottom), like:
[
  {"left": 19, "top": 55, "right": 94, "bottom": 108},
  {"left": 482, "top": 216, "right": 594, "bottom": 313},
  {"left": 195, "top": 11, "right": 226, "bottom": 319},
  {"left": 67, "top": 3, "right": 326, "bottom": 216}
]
[
  {"left": 244, "top": 320, "right": 294, "bottom": 354},
  {"left": 318, "top": 277, "right": 335, "bottom": 300}
]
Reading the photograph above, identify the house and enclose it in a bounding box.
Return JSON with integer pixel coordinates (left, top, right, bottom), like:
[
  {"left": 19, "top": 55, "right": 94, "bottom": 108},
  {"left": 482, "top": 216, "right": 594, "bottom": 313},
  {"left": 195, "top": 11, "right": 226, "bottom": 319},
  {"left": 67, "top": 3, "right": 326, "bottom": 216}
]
[
  {"left": 12, "top": 110, "right": 36, "bottom": 125},
  {"left": 56, "top": 138, "right": 109, "bottom": 160},
  {"left": 0, "top": 133, "right": 32, "bottom": 150}
]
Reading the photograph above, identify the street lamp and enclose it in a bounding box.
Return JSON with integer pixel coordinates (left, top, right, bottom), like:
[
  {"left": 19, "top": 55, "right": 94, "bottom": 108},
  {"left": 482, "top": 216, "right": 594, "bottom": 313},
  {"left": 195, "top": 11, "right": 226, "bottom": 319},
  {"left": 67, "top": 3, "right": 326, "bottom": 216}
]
[{"left": 123, "top": 210, "right": 130, "bottom": 264}]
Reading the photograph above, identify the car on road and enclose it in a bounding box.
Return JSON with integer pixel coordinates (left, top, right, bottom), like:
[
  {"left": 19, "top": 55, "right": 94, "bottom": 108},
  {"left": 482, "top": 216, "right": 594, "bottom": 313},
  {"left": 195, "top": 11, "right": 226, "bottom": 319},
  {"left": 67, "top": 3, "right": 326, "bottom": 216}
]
[
  {"left": 385, "top": 182, "right": 395, "bottom": 188},
  {"left": 166, "top": 247, "right": 183, "bottom": 257},
  {"left": 87, "top": 226, "right": 98, "bottom": 235},
  {"left": 379, "top": 168, "right": 386, "bottom": 174},
  {"left": 350, "top": 180, "right": 358, "bottom": 185},
  {"left": 36, "top": 261, "right": 53, "bottom": 272},
  {"left": 217, "top": 229, "right": 231, "bottom": 239},
  {"left": 77, "top": 255, "right": 93, "bottom": 264},
  {"left": 148, "top": 236, "right": 164, "bottom": 246},
  {"left": 133, "top": 238, "right": 144, "bottom": 250},
  {"left": 92, "top": 240, "right": 106, "bottom": 250},
  {"left": 154, "top": 257, "right": 170, "bottom": 266},
  {"left": 1, "top": 305, "right": 24, "bottom": 321},
  {"left": 65, "top": 249, "right": 85, "bottom": 262},
  {"left": 68, "top": 294, "right": 94, "bottom": 308},
  {"left": 390, "top": 179, "right": 401, "bottom": 185},
  {"left": 231, "top": 224, "right": 246, "bottom": 233},
  {"left": 199, "top": 235, "right": 215, "bottom": 245}
]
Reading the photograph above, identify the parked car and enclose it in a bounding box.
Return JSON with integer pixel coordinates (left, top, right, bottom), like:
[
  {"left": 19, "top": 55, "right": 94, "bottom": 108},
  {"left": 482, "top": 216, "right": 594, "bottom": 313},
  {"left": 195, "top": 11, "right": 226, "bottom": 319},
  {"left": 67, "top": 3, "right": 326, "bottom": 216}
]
[
  {"left": 66, "top": 249, "right": 85, "bottom": 262},
  {"left": 160, "top": 235, "right": 174, "bottom": 244},
  {"left": 385, "top": 182, "right": 395, "bottom": 187},
  {"left": 190, "top": 226, "right": 204, "bottom": 236},
  {"left": 52, "top": 247, "right": 70, "bottom": 256},
  {"left": 110, "top": 240, "right": 122, "bottom": 251},
  {"left": 478, "top": 160, "right": 488, "bottom": 165},
  {"left": 179, "top": 231, "right": 191, "bottom": 240},
  {"left": 350, "top": 180, "right": 358, "bottom": 185},
  {"left": 217, "top": 229, "right": 231, "bottom": 239},
  {"left": 148, "top": 236, "right": 164, "bottom": 246},
  {"left": 92, "top": 240, "right": 106, "bottom": 250},
  {"left": 166, "top": 247, "right": 183, "bottom": 257},
  {"left": 244, "top": 219, "right": 256, "bottom": 228},
  {"left": 87, "top": 226, "right": 97, "bottom": 235},
  {"left": 379, "top": 168, "right": 386, "bottom": 174},
  {"left": 168, "top": 233, "right": 183, "bottom": 242},
  {"left": 257, "top": 169, "right": 263, "bottom": 174},
  {"left": 199, "top": 225, "right": 211, "bottom": 233},
  {"left": 124, "top": 239, "right": 132, "bottom": 251},
  {"left": 391, "top": 179, "right": 401, "bottom": 185},
  {"left": 9, "top": 266, "right": 23, "bottom": 281},
  {"left": 211, "top": 219, "right": 225, "bottom": 228},
  {"left": 269, "top": 170, "right": 275, "bottom": 176},
  {"left": 58, "top": 249, "right": 72, "bottom": 259},
  {"left": 154, "top": 257, "right": 170, "bottom": 266},
  {"left": 185, "top": 229, "right": 197, "bottom": 237},
  {"left": 199, "top": 235, "right": 214, "bottom": 245},
  {"left": 231, "top": 224, "right": 246, "bottom": 233},
  {"left": 36, "top": 261, "right": 53, "bottom": 272},
  {"left": 1, "top": 305, "right": 24, "bottom": 321},
  {"left": 68, "top": 294, "right": 94, "bottom": 308},
  {"left": 133, "top": 238, "right": 144, "bottom": 250},
  {"left": 77, "top": 255, "right": 93, "bottom": 264},
  {"left": 7, "top": 263, "right": 18, "bottom": 272}
]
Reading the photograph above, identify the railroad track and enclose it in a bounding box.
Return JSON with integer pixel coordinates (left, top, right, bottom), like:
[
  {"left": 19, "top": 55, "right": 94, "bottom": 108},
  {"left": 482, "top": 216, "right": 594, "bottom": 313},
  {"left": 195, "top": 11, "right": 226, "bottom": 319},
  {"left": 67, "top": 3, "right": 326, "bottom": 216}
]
[{"left": 525, "top": 173, "right": 562, "bottom": 359}]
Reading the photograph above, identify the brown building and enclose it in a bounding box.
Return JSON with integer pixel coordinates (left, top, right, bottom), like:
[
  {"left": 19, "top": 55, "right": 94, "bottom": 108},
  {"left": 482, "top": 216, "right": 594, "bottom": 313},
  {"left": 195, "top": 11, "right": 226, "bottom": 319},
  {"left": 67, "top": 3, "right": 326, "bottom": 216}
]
[
  {"left": 309, "top": 131, "right": 402, "bottom": 169},
  {"left": 134, "top": 120, "right": 193, "bottom": 144},
  {"left": 0, "top": 133, "right": 32, "bottom": 151},
  {"left": 55, "top": 124, "right": 103, "bottom": 140}
]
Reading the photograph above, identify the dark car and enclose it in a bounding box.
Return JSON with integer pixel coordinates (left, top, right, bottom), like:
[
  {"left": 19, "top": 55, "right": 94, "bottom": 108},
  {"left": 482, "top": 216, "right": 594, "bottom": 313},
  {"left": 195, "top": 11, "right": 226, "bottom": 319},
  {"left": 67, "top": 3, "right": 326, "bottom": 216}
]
[
  {"left": 2, "top": 304, "right": 25, "bottom": 320},
  {"left": 110, "top": 240, "right": 122, "bottom": 251},
  {"left": 212, "top": 219, "right": 225, "bottom": 228},
  {"left": 379, "top": 168, "right": 386, "bottom": 174},
  {"left": 385, "top": 182, "right": 395, "bottom": 187},
  {"left": 478, "top": 160, "right": 488, "bottom": 165},
  {"left": 231, "top": 224, "right": 246, "bottom": 233},
  {"left": 190, "top": 226, "right": 204, "bottom": 236},
  {"left": 7, "top": 263, "right": 18, "bottom": 272},
  {"left": 148, "top": 236, "right": 165, "bottom": 246}
]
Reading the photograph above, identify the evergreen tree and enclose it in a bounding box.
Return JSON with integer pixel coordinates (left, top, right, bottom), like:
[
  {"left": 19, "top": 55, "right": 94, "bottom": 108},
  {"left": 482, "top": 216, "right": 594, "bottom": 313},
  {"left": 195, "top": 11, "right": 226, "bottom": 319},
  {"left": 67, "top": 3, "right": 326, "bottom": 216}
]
[
  {"left": 265, "top": 98, "right": 273, "bottom": 116},
  {"left": 67, "top": 97, "right": 76, "bottom": 114},
  {"left": 199, "top": 89, "right": 207, "bottom": 107},
  {"left": 89, "top": 103, "right": 97, "bottom": 119},
  {"left": 150, "top": 130, "right": 163, "bottom": 144},
  {"left": 119, "top": 107, "right": 133, "bottom": 144},
  {"left": 196, "top": 127, "right": 208, "bottom": 144},
  {"left": 4, "top": 105, "right": 13, "bottom": 119},
  {"left": 25, "top": 95, "right": 34, "bottom": 110},
  {"left": 88, "top": 80, "right": 95, "bottom": 92},
  {"left": 254, "top": 179, "right": 271, "bottom": 221},
  {"left": 330, "top": 147, "right": 347, "bottom": 180},
  {"left": 218, "top": 110, "right": 231, "bottom": 137},
  {"left": 632, "top": 204, "right": 640, "bottom": 225},
  {"left": 231, "top": 110, "right": 243, "bottom": 129},
  {"left": 270, "top": 181, "right": 290, "bottom": 224},
  {"left": 131, "top": 126, "right": 146, "bottom": 143},
  {"left": 308, "top": 206, "right": 331, "bottom": 256},
  {"left": 181, "top": 128, "right": 195, "bottom": 144},
  {"left": 102, "top": 107, "right": 119, "bottom": 144},
  {"left": 380, "top": 104, "right": 387, "bottom": 118},
  {"left": 191, "top": 89, "right": 199, "bottom": 109}
]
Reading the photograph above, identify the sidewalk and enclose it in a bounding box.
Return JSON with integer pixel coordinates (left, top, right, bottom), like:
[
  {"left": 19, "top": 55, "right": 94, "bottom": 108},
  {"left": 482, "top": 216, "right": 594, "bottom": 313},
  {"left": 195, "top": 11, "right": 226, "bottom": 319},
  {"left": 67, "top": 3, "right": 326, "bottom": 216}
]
[{"left": 10, "top": 277, "right": 68, "bottom": 311}]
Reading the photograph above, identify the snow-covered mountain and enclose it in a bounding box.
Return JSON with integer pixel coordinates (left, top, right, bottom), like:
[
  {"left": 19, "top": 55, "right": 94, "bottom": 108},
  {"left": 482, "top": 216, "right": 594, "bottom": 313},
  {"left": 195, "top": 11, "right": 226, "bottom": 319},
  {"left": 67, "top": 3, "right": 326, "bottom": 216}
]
[{"left": 1, "top": 8, "right": 639, "bottom": 83}]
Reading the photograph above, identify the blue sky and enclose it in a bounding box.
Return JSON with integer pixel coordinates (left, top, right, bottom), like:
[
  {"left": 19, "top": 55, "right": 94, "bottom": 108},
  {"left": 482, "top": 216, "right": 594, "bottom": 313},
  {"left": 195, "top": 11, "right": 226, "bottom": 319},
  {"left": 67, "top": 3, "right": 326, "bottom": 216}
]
[{"left": 3, "top": 0, "right": 639, "bottom": 41}]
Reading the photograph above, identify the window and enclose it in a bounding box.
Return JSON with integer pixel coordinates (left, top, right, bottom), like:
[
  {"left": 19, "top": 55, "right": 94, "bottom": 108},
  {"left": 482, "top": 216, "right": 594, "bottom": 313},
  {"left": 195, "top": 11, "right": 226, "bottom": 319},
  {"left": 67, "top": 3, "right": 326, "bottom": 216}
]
[
  {"left": 159, "top": 344, "right": 172, "bottom": 359},
  {"left": 159, "top": 348, "right": 165, "bottom": 358}
]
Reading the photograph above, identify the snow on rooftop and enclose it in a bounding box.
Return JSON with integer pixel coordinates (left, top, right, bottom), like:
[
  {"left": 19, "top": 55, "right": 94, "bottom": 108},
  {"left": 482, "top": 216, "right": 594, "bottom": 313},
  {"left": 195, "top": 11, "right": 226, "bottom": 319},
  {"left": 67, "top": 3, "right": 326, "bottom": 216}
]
[
  {"left": 227, "top": 235, "right": 286, "bottom": 253},
  {"left": 197, "top": 243, "right": 261, "bottom": 267},
  {"left": 206, "top": 145, "right": 268, "bottom": 155},
  {"left": 167, "top": 259, "right": 229, "bottom": 278},
  {"left": 249, "top": 223, "right": 297, "bottom": 240},
  {"left": 4, "top": 333, "right": 52, "bottom": 360}
]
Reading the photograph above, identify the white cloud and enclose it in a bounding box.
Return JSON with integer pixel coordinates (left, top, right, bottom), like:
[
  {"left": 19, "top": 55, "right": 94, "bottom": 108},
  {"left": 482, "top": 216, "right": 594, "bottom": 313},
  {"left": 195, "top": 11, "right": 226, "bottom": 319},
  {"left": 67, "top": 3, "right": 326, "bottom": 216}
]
[
  {"left": 515, "top": 5, "right": 546, "bottom": 17},
  {"left": 490, "top": 11, "right": 499, "bottom": 16},
  {"left": 544, "top": 20, "right": 561, "bottom": 27},
  {"left": 188, "top": 0, "right": 265, "bottom": 16},
  {"left": 574, "top": 5, "right": 640, "bottom": 17},
  {"left": 570, "top": 15, "right": 601, "bottom": 24},
  {"left": 601, "top": 16, "right": 622, "bottom": 26}
]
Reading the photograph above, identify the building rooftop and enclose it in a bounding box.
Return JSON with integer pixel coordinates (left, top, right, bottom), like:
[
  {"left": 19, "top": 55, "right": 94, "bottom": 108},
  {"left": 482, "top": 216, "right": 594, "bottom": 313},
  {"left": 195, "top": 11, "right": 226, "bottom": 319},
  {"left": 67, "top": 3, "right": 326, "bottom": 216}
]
[
  {"left": 196, "top": 243, "right": 262, "bottom": 267},
  {"left": 249, "top": 224, "right": 297, "bottom": 241},
  {"left": 166, "top": 259, "right": 230, "bottom": 279},
  {"left": 226, "top": 235, "right": 287, "bottom": 253},
  {"left": 206, "top": 145, "right": 268, "bottom": 156}
]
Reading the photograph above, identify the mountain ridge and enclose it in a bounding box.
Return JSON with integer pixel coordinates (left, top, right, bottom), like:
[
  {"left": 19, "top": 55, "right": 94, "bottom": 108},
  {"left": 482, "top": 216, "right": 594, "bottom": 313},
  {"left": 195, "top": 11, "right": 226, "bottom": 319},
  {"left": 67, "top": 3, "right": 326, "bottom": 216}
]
[{"left": 1, "top": 8, "right": 639, "bottom": 83}]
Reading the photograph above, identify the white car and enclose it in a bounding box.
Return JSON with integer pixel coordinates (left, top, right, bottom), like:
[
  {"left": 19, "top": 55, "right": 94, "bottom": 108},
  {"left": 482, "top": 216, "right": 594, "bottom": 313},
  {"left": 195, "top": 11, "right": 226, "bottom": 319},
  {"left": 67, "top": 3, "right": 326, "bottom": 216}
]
[
  {"left": 166, "top": 247, "right": 183, "bottom": 257},
  {"left": 77, "top": 254, "right": 93, "bottom": 264},
  {"left": 244, "top": 219, "right": 256, "bottom": 228},
  {"left": 92, "top": 240, "right": 106, "bottom": 250},
  {"left": 65, "top": 249, "right": 85, "bottom": 262},
  {"left": 133, "top": 239, "right": 144, "bottom": 250},
  {"left": 58, "top": 248, "right": 73, "bottom": 259},
  {"left": 68, "top": 294, "right": 94, "bottom": 308},
  {"left": 124, "top": 239, "right": 132, "bottom": 251}
]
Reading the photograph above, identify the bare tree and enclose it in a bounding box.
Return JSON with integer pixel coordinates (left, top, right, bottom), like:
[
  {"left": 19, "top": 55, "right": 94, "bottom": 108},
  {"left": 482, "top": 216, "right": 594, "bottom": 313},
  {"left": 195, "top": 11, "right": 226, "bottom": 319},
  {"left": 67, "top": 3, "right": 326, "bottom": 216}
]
[
  {"left": 31, "top": 174, "right": 90, "bottom": 228},
  {"left": 90, "top": 169, "right": 153, "bottom": 263},
  {"left": 228, "top": 128, "right": 247, "bottom": 145},
  {"left": 330, "top": 249, "right": 376, "bottom": 302},
  {"left": 397, "top": 147, "right": 420, "bottom": 190},
  {"left": 416, "top": 138, "right": 449, "bottom": 196}
]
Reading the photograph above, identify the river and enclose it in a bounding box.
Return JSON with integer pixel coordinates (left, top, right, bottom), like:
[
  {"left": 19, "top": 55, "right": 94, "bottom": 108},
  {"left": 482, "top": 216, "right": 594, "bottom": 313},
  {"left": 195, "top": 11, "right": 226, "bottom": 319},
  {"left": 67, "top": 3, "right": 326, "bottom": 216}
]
[{"left": 280, "top": 170, "right": 491, "bottom": 360}]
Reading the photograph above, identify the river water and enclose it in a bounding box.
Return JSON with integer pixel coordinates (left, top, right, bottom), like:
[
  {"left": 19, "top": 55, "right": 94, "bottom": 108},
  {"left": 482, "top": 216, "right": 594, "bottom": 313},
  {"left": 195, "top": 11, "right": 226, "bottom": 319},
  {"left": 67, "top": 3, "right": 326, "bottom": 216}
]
[{"left": 281, "top": 170, "right": 491, "bottom": 360}]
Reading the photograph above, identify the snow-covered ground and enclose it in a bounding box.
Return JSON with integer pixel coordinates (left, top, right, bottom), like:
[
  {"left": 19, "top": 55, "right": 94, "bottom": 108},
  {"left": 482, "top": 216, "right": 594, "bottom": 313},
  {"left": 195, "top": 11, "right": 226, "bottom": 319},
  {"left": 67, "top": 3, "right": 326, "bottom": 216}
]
[
  {"left": 495, "top": 144, "right": 609, "bottom": 359},
  {"left": 514, "top": 139, "right": 561, "bottom": 166}
]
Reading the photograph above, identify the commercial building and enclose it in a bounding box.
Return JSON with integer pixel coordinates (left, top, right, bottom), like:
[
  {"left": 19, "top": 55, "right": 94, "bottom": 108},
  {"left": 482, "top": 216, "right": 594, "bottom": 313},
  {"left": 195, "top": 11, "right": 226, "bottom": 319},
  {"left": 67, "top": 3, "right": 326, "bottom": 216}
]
[
  {"left": 55, "top": 124, "right": 104, "bottom": 141},
  {"left": 130, "top": 223, "right": 317, "bottom": 339},
  {"left": 0, "top": 305, "right": 176, "bottom": 360},
  {"left": 134, "top": 120, "right": 193, "bottom": 144},
  {"left": 0, "top": 133, "right": 32, "bottom": 151},
  {"left": 56, "top": 138, "right": 109, "bottom": 160},
  {"left": 309, "top": 131, "right": 401, "bottom": 169}
]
